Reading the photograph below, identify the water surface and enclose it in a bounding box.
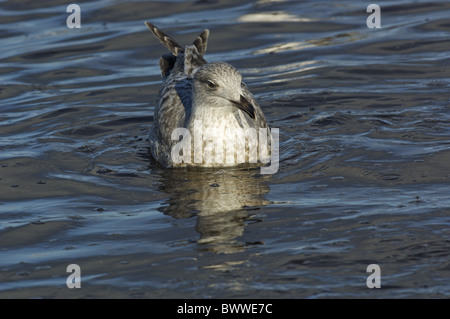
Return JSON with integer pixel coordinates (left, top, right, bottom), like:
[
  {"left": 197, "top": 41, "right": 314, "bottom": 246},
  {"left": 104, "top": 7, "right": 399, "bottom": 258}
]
[{"left": 0, "top": 0, "right": 449, "bottom": 298}]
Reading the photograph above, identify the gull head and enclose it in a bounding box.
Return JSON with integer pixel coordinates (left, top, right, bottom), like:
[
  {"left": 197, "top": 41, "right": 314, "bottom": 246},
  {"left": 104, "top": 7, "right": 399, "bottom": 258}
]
[{"left": 193, "top": 62, "right": 255, "bottom": 119}]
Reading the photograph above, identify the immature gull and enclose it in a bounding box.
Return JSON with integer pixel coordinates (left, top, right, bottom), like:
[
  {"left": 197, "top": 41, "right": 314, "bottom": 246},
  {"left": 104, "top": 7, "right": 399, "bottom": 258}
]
[{"left": 145, "top": 22, "right": 271, "bottom": 168}]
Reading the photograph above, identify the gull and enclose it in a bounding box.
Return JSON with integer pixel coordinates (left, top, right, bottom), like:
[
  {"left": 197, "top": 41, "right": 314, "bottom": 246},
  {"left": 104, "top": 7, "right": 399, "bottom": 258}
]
[{"left": 145, "top": 22, "right": 271, "bottom": 168}]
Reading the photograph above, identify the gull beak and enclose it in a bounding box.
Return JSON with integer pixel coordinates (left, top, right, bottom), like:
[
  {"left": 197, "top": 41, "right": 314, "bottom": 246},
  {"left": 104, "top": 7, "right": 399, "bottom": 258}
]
[{"left": 230, "top": 95, "right": 255, "bottom": 119}]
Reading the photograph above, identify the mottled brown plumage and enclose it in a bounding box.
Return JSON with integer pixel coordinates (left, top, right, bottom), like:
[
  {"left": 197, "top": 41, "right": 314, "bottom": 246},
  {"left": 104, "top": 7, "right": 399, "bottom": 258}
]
[{"left": 145, "top": 23, "right": 270, "bottom": 168}]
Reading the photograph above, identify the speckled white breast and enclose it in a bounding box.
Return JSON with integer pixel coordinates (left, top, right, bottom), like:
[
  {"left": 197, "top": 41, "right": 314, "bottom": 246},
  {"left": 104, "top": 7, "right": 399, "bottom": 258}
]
[{"left": 170, "top": 109, "right": 271, "bottom": 167}]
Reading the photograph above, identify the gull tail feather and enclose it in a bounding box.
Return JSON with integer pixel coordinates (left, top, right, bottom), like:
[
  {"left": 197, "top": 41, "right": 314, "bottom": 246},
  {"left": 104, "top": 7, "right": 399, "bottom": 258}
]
[
  {"left": 146, "top": 22, "right": 210, "bottom": 76},
  {"left": 192, "top": 29, "right": 209, "bottom": 56},
  {"left": 145, "top": 22, "right": 184, "bottom": 56},
  {"left": 185, "top": 29, "right": 209, "bottom": 74}
]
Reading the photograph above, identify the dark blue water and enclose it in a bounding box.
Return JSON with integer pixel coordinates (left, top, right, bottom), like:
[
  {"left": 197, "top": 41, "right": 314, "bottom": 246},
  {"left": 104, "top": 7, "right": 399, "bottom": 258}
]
[{"left": 0, "top": 0, "right": 449, "bottom": 298}]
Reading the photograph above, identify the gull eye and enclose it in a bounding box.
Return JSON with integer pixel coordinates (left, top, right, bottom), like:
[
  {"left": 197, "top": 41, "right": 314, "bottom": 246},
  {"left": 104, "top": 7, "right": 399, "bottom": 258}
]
[{"left": 206, "top": 80, "right": 217, "bottom": 89}]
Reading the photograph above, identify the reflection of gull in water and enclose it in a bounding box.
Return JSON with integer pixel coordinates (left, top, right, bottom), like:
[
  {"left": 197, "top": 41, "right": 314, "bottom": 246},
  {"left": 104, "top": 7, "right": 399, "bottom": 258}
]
[
  {"left": 145, "top": 23, "right": 271, "bottom": 168},
  {"left": 157, "top": 168, "right": 270, "bottom": 253}
]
